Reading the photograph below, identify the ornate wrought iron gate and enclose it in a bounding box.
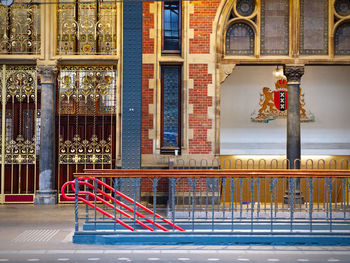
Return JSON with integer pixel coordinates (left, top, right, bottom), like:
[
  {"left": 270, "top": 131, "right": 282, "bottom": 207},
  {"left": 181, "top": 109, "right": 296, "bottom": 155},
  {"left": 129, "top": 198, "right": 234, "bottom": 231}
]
[
  {"left": 0, "top": 65, "right": 39, "bottom": 204},
  {"left": 57, "top": 65, "right": 117, "bottom": 202}
]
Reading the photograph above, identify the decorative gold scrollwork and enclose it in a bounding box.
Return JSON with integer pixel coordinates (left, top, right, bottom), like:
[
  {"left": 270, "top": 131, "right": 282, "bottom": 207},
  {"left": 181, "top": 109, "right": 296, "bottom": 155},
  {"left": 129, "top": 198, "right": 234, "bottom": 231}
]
[
  {"left": 3, "top": 135, "right": 36, "bottom": 164},
  {"left": 6, "top": 71, "right": 35, "bottom": 103},
  {"left": 59, "top": 134, "right": 112, "bottom": 164}
]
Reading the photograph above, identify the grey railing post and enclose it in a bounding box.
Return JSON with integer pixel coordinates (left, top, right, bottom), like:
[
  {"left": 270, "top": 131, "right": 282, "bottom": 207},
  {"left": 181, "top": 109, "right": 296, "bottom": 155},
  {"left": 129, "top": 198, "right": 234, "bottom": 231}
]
[
  {"left": 75, "top": 178, "right": 79, "bottom": 232},
  {"left": 308, "top": 177, "right": 313, "bottom": 232}
]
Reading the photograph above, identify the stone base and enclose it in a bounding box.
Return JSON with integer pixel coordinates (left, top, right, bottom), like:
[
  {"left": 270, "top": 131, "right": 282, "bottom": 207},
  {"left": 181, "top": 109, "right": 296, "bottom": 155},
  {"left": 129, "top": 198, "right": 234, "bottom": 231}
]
[{"left": 34, "top": 190, "right": 58, "bottom": 205}]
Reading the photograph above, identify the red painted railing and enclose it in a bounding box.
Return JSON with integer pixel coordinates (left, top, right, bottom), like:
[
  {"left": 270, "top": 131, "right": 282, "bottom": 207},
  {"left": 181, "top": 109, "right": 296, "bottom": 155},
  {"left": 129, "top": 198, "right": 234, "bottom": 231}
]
[{"left": 61, "top": 177, "right": 185, "bottom": 232}]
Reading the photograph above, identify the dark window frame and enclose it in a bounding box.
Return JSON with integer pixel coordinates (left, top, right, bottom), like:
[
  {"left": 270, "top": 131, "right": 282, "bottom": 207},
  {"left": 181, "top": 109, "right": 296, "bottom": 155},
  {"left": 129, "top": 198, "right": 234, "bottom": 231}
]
[
  {"left": 162, "top": 0, "right": 182, "bottom": 55},
  {"left": 160, "top": 65, "right": 182, "bottom": 155}
]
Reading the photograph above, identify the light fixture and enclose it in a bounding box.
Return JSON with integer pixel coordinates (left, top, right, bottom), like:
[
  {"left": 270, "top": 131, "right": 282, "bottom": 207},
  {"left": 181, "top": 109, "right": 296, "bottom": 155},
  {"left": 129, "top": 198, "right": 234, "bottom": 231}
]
[{"left": 272, "top": 65, "right": 285, "bottom": 80}]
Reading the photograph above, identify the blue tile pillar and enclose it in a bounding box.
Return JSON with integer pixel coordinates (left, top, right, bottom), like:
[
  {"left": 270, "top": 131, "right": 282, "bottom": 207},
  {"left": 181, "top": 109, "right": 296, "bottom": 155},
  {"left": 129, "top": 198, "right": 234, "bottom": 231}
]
[{"left": 121, "top": 0, "right": 142, "bottom": 197}]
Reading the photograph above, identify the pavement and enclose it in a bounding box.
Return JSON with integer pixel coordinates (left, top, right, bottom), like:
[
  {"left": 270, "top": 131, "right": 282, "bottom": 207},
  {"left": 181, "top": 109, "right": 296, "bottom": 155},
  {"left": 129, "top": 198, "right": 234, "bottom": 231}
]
[{"left": 0, "top": 205, "right": 350, "bottom": 263}]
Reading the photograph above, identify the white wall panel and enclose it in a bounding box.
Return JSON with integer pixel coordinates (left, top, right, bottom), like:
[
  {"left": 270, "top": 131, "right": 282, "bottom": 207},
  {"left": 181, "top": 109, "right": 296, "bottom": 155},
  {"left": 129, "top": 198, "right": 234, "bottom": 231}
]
[{"left": 220, "top": 65, "right": 350, "bottom": 155}]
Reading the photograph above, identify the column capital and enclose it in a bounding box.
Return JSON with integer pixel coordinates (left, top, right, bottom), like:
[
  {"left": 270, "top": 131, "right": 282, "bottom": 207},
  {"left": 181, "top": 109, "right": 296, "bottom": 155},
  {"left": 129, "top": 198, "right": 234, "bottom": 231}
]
[
  {"left": 37, "top": 61, "right": 58, "bottom": 84},
  {"left": 283, "top": 65, "right": 304, "bottom": 85}
]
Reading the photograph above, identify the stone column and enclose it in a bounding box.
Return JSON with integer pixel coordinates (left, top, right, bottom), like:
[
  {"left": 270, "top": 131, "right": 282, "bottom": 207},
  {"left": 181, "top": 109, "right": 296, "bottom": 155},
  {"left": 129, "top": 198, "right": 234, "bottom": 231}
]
[
  {"left": 283, "top": 65, "right": 304, "bottom": 204},
  {"left": 34, "top": 63, "right": 58, "bottom": 205}
]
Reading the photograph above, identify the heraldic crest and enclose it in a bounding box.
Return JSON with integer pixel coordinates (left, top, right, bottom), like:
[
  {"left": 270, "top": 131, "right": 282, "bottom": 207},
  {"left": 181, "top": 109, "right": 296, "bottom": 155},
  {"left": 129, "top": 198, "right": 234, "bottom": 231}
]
[{"left": 251, "top": 79, "right": 314, "bottom": 123}]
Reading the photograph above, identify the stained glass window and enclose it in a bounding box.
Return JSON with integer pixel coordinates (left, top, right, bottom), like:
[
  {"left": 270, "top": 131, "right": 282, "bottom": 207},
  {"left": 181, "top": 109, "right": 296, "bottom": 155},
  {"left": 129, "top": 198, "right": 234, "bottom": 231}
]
[
  {"left": 57, "top": 0, "right": 117, "bottom": 55},
  {"left": 226, "top": 22, "right": 254, "bottom": 55},
  {"left": 300, "top": 0, "right": 328, "bottom": 55},
  {"left": 163, "top": 1, "right": 181, "bottom": 53},
  {"left": 161, "top": 66, "right": 181, "bottom": 154},
  {"left": 0, "top": 0, "right": 40, "bottom": 54},
  {"left": 335, "top": 22, "right": 350, "bottom": 55},
  {"left": 261, "top": 0, "right": 289, "bottom": 55}
]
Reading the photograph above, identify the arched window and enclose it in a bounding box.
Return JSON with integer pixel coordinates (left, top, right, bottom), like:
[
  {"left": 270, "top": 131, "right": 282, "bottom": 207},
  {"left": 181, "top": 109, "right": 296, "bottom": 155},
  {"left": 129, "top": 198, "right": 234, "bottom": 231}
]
[
  {"left": 226, "top": 22, "right": 254, "bottom": 55},
  {"left": 335, "top": 22, "right": 350, "bottom": 55}
]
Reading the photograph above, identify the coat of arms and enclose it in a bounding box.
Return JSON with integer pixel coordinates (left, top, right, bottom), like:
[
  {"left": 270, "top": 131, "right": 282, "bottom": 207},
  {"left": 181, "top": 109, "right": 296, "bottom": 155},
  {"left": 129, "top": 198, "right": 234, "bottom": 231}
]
[{"left": 251, "top": 80, "right": 314, "bottom": 123}]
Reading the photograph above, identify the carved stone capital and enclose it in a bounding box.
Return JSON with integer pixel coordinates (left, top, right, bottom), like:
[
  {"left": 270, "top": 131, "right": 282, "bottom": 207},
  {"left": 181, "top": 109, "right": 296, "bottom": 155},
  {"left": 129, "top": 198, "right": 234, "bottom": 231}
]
[
  {"left": 37, "top": 62, "right": 58, "bottom": 84},
  {"left": 219, "top": 63, "right": 236, "bottom": 84},
  {"left": 283, "top": 65, "right": 304, "bottom": 85}
]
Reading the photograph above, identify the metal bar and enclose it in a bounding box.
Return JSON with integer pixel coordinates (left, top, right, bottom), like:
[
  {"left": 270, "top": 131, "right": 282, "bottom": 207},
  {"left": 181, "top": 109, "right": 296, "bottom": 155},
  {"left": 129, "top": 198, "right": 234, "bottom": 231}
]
[
  {"left": 329, "top": 178, "right": 333, "bottom": 232},
  {"left": 250, "top": 178, "right": 254, "bottom": 232},
  {"left": 274, "top": 178, "right": 278, "bottom": 217},
  {"left": 1, "top": 65, "right": 6, "bottom": 204},
  {"left": 113, "top": 178, "right": 118, "bottom": 231},
  {"left": 192, "top": 177, "right": 195, "bottom": 232},
  {"left": 75, "top": 178, "right": 79, "bottom": 232},
  {"left": 211, "top": 178, "right": 215, "bottom": 232},
  {"left": 239, "top": 178, "right": 243, "bottom": 220},
  {"left": 206, "top": 177, "right": 208, "bottom": 220},
  {"left": 290, "top": 177, "right": 295, "bottom": 232},
  {"left": 94, "top": 179, "right": 97, "bottom": 230},
  {"left": 222, "top": 177, "right": 226, "bottom": 219},
  {"left": 308, "top": 177, "right": 313, "bottom": 232},
  {"left": 171, "top": 177, "right": 175, "bottom": 232},
  {"left": 133, "top": 178, "right": 137, "bottom": 231},
  {"left": 231, "top": 177, "right": 234, "bottom": 232},
  {"left": 343, "top": 178, "right": 346, "bottom": 219},
  {"left": 257, "top": 178, "right": 260, "bottom": 217},
  {"left": 153, "top": 178, "right": 158, "bottom": 232},
  {"left": 270, "top": 177, "right": 274, "bottom": 232},
  {"left": 188, "top": 177, "right": 191, "bottom": 219}
]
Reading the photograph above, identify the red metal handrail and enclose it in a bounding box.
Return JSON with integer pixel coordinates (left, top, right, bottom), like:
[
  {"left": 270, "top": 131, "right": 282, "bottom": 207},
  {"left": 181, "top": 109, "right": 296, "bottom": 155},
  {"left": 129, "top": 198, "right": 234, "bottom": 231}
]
[{"left": 61, "top": 177, "right": 185, "bottom": 232}]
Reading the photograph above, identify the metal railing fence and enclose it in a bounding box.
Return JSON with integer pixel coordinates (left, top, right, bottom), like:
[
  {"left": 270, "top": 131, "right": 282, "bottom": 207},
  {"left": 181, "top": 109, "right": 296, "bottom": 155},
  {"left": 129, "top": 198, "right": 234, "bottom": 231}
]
[{"left": 65, "top": 166, "right": 350, "bottom": 235}]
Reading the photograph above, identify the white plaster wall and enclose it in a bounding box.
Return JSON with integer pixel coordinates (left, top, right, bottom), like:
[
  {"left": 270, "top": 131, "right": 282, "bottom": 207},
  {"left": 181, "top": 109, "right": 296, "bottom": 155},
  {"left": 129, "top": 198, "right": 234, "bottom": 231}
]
[{"left": 220, "top": 65, "right": 350, "bottom": 155}]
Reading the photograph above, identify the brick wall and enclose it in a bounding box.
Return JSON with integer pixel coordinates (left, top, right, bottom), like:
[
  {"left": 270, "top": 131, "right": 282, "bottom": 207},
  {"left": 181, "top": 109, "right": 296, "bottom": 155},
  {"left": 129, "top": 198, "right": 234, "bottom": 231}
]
[
  {"left": 143, "top": 1, "right": 155, "bottom": 54},
  {"left": 189, "top": 0, "right": 221, "bottom": 54},
  {"left": 141, "top": 64, "right": 154, "bottom": 154},
  {"left": 188, "top": 64, "right": 213, "bottom": 154}
]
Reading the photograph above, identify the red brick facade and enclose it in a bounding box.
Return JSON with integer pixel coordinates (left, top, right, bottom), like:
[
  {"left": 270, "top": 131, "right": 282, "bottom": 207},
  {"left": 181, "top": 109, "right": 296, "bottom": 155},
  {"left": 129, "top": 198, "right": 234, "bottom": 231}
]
[
  {"left": 189, "top": 1, "right": 221, "bottom": 54},
  {"left": 141, "top": 64, "right": 154, "bottom": 154},
  {"left": 141, "top": 1, "right": 218, "bottom": 157},
  {"left": 188, "top": 64, "right": 213, "bottom": 154},
  {"left": 142, "top": 1, "right": 155, "bottom": 54}
]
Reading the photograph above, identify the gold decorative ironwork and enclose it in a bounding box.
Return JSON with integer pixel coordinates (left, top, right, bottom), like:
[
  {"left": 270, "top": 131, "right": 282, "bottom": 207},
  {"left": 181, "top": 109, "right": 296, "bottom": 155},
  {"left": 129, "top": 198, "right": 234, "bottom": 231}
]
[
  {"left": 1, "top": 65, "right": 37, "bottom": 165},
  {"left": 59, "top": 134, "right": 112, "bottom": 164},
  {"left": 4, "top": 135, "right": 36, "bottom": 164},
  {"left": 6, "top": 71, "right": 35, "bottom": 103},
  {"left": 57, "top": 66, "right": 116, "bottom": 114},
  {"left": 0, "top": 0, "right": 41, "bottom": 55},
  {"left": 57, "top": 1, "right": 117, "bottom": 55}
]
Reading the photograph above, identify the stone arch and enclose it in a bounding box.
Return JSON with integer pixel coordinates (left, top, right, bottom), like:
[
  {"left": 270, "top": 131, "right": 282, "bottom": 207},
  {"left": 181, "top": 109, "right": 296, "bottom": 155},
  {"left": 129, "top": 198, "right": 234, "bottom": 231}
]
[{"left": 213, "top": 0, "right": 237, "bottom": 155}]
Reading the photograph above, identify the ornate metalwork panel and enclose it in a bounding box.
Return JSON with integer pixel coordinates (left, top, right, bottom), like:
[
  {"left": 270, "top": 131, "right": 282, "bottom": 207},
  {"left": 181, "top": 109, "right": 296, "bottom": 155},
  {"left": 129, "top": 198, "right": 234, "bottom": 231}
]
[
  {"left": 57, "top": 0, "right": 117, "bottom": 55},
  {"left": 0, "top": 0, "right": 41, "bottom": 55},
  {"left": 226, "top": 22, "right": 254, "bottom": 55},
  {"left": 300, "top": 0, "right": 328, "bottom": 55},
  {"left": 335, "top": 22, "right": 350, "bottom": 55},
  {"left": 57, "top": 65, "right": 116, "bottom": 165},
  {"left": 0, "top": 65, "right": 39, "bottom": 203},
  {"left": 1, "top": 66, "right": 37, "bottom": 165},
  {"left": 261, "top": 0, "right": 289, "bottom": 55},
  {"left": 57, "top": 65, "right": 117, "bottom": 202}
]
